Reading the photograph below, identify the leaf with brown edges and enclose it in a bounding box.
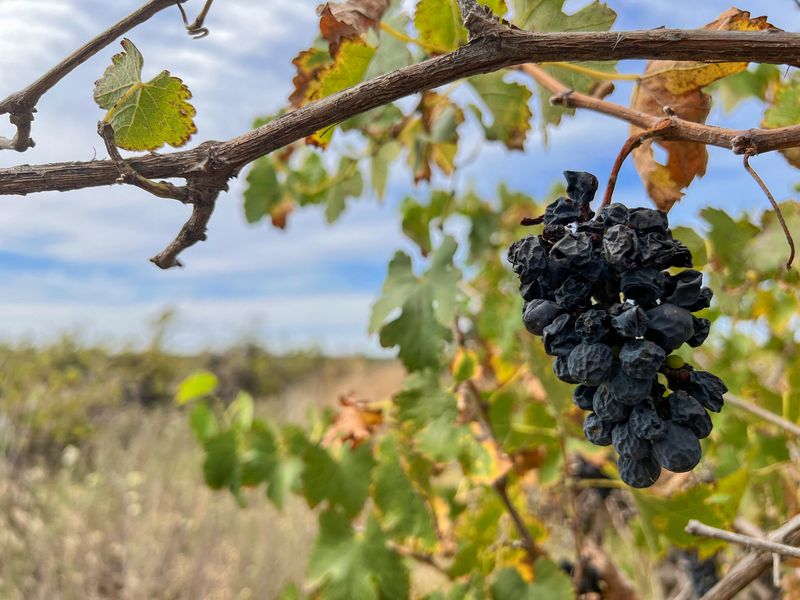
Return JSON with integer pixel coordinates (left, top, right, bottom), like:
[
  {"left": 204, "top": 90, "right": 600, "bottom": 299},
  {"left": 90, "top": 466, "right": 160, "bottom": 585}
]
[
  {"left": 318, "top": 0, "right": 391, "bottom": 54},
  {"left": 631, "top": 9, "right": 779, "bottom": 211}
]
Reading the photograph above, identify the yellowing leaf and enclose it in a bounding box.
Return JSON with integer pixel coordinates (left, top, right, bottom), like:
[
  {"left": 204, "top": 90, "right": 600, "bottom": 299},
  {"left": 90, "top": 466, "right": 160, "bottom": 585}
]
[
  {"left": 414, "top": 0, "right": 464, "bottom": 53},
  {"left": 94, "top": 39, "right": 196, "bottom": 152},
  {"left": 289, "top": 44, "right": 333, "bottom": 109},
  {"left": 176, "top": 371, "right": 218, "bottom": 405},
  {"left": 631, "top": 9, "right": 778, "bottom": 211},
  {"left": 469, "top": 72, "right": 533, "bottom": 150},
  {"left": 305, "top": 39, "right": 376, "bottom": 146},
  {"left": 322, "top": 394, "right": 384, "bottom": 448}
]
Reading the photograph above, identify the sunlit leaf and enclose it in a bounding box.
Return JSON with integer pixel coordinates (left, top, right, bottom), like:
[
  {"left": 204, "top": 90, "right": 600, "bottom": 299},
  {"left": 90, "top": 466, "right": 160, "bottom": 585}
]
[
  {"left": 94, "top": 38, "right": 196, "bottom": 151},
  {"left": 176, "top": 371, "right": 218, "bottom": 405}
]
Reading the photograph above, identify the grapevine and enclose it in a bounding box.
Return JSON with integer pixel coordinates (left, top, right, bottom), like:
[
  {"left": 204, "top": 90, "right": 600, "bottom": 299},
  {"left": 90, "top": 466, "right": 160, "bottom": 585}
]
[{"left": 508, "top": 171, "right": 727, "bottom": 487}]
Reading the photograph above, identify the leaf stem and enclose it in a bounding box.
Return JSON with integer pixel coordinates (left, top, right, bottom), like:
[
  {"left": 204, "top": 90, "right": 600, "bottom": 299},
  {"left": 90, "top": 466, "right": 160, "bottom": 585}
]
[
  {"left": 541, "top": 62, "right": 640, "bottom": 81},
  {"left": 379, "top": 22, "right": 446, "bottom": 55}
]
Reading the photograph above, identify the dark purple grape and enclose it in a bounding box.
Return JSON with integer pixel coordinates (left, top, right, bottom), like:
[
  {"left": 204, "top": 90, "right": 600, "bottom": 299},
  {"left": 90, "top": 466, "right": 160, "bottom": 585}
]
[
  {"left": 628, "top": 207, "right": 668, "bottom": 233},
  {"left": 593, "top": 384, "right": 633, "bottom": 423},
  {"left": 554, "top": 276, "right": 592, "bottom": 310},
  {"left": 686, "top": 287, "right": 713, "bottom": 312},
  {"left": 583, "top": 412, "right": 613, "bottom": 446},
  {"left": 629, "top": 403, "right": 667, "bottom": 440},
  {"left": 603, "top": 224, "right": 638, "bottom": 271},
  {"left": 544, "top": 197, "right": 581, "bottom": 225},
  {"left": 645, "top": 303, "right": 695, "bottom": 351},
  {"left": 612, "top": 420, "right": 652, "bottom": 460},
  {"left": 519, "top": 279, "right": 548, "bottom": 302},
  {"left": 619, "top": 340, "right": 666, "bottom": 379},
  {"left": 668, "top": 240, "right": 694, "bottom": 267},
  {"left": 618, "top": 455, "right": 661, "bottom": 488},
  {"left": 651, "top": 422, "right": 701, "bottom": 472},
  {"left": 522, "top": 299, "right": 564, "bottom": 336},
  {"left": 573, "top": 385, "right": 597, "bottom": 410},
  {"left": 507, "top": 235, "right": 547, "bottom": 282},
  {"left": 687, "top": 317, "right": 710, "bottom": 347},
  {"left": 543, "top": 314, "right": 580, "bottom": 357},
  {"left": 597, "top": 203, "right": 629, "bottom": 227},
  {"left": 610, "top": 302, "right": 648, "bottom": 338},
  {"left": 663, "top": 269, "right": 703, "bottom": 308},
  {"left": 607, "top": 369, "right": 652, "bottom": 405},
  {"left": 668, "top": 391, "right": 713, "bottom": 438},
  {"left": 550, "top": 232, "right": 595, "bottom": 269},
  {"left": 553, "top": 356, "right": 579, "bottom": 383},
  {"left": 683, "top": 551, "right": 719, "bottom": 597},
  {"left": 564, "top": 171, "right": 598, "bottom": 206},
  {"left": 567, "top": 343, "right": 614, "bottom": 386},
  {"left": 620, "top": 268, "right": 665, "bottom": 306},
  {"left": 638, "top": 231, "right": 677, "bottom": 268},
  {"left": 688, "top": 370, "right": 727, "bottom": 412},
  {"left": 575, "top": 309, "right": 609, "bottom": 344}
]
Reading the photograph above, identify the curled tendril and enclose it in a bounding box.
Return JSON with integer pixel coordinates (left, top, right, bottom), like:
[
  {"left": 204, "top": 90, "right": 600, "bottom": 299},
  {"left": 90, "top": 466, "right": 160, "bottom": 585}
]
[{"left": 177, "top": 0, "right": 215, "bottom": 39}]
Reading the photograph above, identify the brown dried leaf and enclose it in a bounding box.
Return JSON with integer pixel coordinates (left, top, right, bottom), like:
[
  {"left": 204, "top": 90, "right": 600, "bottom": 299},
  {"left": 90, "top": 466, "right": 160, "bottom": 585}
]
[
  {"left": 288, "top": 46, "right": 332, "bottom": 109},
  {"left": 631, "top": 9, "right": 777, "bottom": 211},
  {"left": 318, "top": 0, "right": 391, "bottom": 54},
  {"left": 321, "top": 394, "right": 384, "bottom": 448}
]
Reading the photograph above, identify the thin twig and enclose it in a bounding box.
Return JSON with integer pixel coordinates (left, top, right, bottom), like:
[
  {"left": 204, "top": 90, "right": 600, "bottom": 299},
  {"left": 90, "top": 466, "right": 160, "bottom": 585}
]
[
  {"left": 150, "top": 193, "right": 217, "bottom": 269},
  {"left": 493, "top": 475, "right": 545, "bottom": 562},
  {"left": 725, "top": 395, "right": 800, "bottom": 438},
  {"left": 98, "top": 122, "right": 190, "bottom": 202},
  {"left": 700, "top": 514, "right": 800, "bottom": 600},
  {"left": 743, "top": 151, "right": 795, "bottom": 270},
  {"left": 602, "top": 120, "right": 673, "bottom": 207},
  {"left": 0, "top": 0, "right": 184, "bottom": 152},
  {"left": 686, "top": 519, "right": 800, "bottom": 558}
]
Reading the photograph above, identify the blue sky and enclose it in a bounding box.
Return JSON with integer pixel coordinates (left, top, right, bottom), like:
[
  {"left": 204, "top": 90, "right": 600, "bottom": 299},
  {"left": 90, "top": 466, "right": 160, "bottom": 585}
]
[{"left": 0, "top": 0, "right": 797, "bottom": 354}]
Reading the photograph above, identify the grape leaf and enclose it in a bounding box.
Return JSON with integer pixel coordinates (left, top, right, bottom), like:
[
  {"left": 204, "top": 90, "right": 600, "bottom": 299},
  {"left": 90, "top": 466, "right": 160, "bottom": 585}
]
[
  {"left": 318, "top": 0, "right": 391, "bottom": 54},
  {"left": 469, "top": 72, "right": 533, "bottom": 150},
  {"left": 373, "top": 436, "right": 438, "bottom": 545},
  {"left": 289, "top": 43, "right": 333, "bottom": 109},
  {"left": 308, "top": 510, "right": 410, "bottom": 600},
  {"left": 401, "top": 190, "right": 454, "bottom": 255},
  {"left": 94, "top": 38, "right": 196, "bottom": 152},
  {"left": 713, "top": 64, "right": 780, "bottom": 112},
  {"left": 203, "top": 430, "right": 239, "bottom": 490},
  {"left": 176, "top": 370, "right": 218, "bottom": 405},
  {"left": 305, "top": 39, "right": 376, "bottom": 146},
  {"left": 399, "top": 92, "right": 464, "bottom": 182},
  {"left": 763, "top": 77, "right": 800, "bottom": 168},
  {"left": 369, "top": 236, "right": 460, "bottom": 371},
  {"left": 243, "top": 156, "right": 282, "bottom": 224},
  {"left": 631, "top": 9, "right": 777, "bottom": 211},
  {"left": 491, "top": 561, "right": 573, "bottom": 599},
  {"left": 302, "top": 443, "right": 375, "bottom": 517}
]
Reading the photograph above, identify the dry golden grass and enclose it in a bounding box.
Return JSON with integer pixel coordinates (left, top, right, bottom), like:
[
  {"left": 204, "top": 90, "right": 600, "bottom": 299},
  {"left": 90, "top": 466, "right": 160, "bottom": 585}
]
[{"left": 0, "top": 358, "right": 405, "bottom": 600}]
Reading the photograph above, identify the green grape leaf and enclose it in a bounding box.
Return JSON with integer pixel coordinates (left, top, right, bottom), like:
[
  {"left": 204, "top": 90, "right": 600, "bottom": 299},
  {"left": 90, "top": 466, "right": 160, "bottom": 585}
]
[
  {"left": 176, "top": 370, "right": 218, "bottom": 405},
  {"left": 401, "top": 191, "right": 453, "bottom": 255},
  {"left": 373, "top": 436, "right": 438, "bottom": 545},
  {"left": 469, "top": 72, "right": 533, "bottom": 150},
  {"left": 203, "top": 430, "right": 239, "bottom": 490},
  {"left": 94, "top": 39, "right": 196, "bottom": 151},
  {"left": 370, "top": 140, "right": 402, "bottom": 199},
  {"left": 763, "top": 77, "right": 800, "bottom": 168},
  {"left": 244, "top": 157, "right": 282, "bottom": 224},
  {"left": 240, "top": 422, "right": 278, "bottom": 487},
  {"left": 394, "top": 370, "right": 463, "bottom": 461},
  {"left": 308, "top": 510, "right": 410, "bottom": 600},
  {"left": 370, "top": 236, "right": 460, "bottom": 371},
  {"left": 512, "top": 0, "right": 615, "bottom": 32},
  {"left": 491, "top": 561, "right": 573, "bottom": 599},
  {"left": 325, "top": 157, "right": 363, "bottom": 223},
  {"left": 302, "top": 443, "right": 375, "bottom": 517},
  {"left": 366, "top": 12, "right": 414, "bottom": 79},
  {"left": 713, "top": 64, "right": 780, "bottom": 112},
  {"left": 188, "top": 402, "right": 218, "bottom": 443}
]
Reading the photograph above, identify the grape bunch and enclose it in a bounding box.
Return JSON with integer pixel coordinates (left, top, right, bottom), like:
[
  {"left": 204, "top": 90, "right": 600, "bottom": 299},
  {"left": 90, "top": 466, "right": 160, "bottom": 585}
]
[{"left": 507, "top": 171, "right": 727, "bottom": 488}]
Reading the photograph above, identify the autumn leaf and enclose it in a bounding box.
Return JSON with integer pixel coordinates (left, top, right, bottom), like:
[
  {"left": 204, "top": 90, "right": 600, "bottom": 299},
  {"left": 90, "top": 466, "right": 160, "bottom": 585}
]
[
  {"left": 318, "top": 0, "right": 391, "bottom": 54},
  {"left": 631, "top": 9, "right": 778, "bottom": 211},
  {"left": 93, "top": 39, "right": 196, "bottom": 152},
  {"left": 288, "top": 43, "right": 333, "bottom": 109},
  {"left": 469, "top": 72, "right": 533, "bottom": 150},
  {"left": 322, "top": 394, "right": 384, "bottom": 448}
]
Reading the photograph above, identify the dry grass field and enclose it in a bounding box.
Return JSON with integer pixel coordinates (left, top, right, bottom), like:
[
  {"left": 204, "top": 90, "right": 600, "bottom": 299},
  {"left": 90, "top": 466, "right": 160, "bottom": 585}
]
[{"left": 0, "top": 344, "right": 404, "bottom": 600}]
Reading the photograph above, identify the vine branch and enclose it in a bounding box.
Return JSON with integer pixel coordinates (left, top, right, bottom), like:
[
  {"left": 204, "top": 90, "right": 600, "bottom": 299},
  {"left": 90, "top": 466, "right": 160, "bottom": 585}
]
[
  {"left": 0, "top": 0, "right": 187, "bottom": 152},
  {"left": 686, "top": 519, "right": 800, "bottom": 558}
]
